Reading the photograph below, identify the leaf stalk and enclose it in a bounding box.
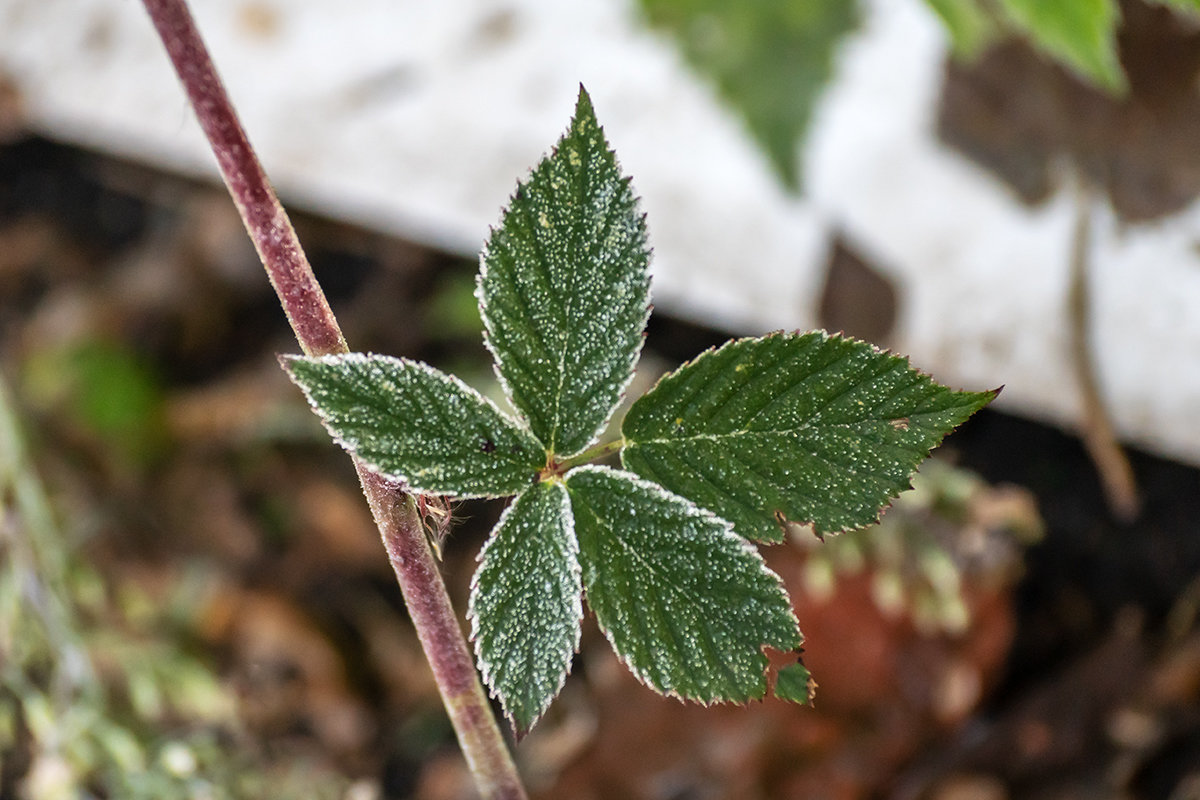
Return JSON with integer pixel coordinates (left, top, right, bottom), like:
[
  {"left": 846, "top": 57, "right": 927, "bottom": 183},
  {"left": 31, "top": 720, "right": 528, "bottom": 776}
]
[{"left": 555, "top": 438, "right": 626, "bottom": 473}]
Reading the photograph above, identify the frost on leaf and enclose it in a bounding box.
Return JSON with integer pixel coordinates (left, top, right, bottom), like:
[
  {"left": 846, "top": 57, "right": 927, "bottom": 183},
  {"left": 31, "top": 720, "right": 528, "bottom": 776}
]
[
  {"left": 565, "top": 465, "right": 801, "bottom": 704},
  {"left": 775, "top": 658, "right": 817, "bottom": 706},
  {"left": 469, "top": 481, "right": 581, "bottom": 736},
  {"left": 621, "top": 331, "right": 997, "bottom": 542},
  {"left": 282, "top": 354, "right": 545, "bottom": 498},
  {"left": 477, "top": 86, "right": 651, "bottom": 458}
]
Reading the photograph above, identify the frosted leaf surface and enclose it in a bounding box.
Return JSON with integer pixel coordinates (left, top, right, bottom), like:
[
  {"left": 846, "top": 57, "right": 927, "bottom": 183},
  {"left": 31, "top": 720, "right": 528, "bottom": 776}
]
[
  {"left": 621, "top": 331, "right": 997, "bottom": 542},
  {"left": 477, "top": 86, "right": 651, "bottom": 458},
  {"left": 565, "top": 465, "right": 800, "bottom": 703},
  {"left": 469, "top": 480, "right": 581, "bottom": 735},
  {"left": 283, "top": 354, "right": 544, "bottom": 498},
  {"left": 775, "top": 659, "right": 816, "bottom": 705}
]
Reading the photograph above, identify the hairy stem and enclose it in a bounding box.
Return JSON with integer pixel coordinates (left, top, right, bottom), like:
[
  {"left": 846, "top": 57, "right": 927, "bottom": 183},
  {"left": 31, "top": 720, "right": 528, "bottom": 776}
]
[
  {"left": 1067, "top": 176, "right": 1140, "bottom": 522},
  {"left": 141, "top": 1, "right": 526, "bottom": 795},
  {"left": 361, "top": 473, "right": 526, "bottom": 799}
]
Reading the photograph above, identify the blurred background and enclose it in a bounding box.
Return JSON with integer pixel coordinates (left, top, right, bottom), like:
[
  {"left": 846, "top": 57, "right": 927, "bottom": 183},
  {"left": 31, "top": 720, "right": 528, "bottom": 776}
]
[{"left": 2, "top": 0, "right": 1200, "bottom": 797}]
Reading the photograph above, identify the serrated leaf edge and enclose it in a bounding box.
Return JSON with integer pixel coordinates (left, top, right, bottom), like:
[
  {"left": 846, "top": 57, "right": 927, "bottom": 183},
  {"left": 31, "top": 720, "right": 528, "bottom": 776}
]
[
  {"left": 467, "top": 481, "right": 582, "bottom": 735},
  {"left": 565, "top": 464, "right": 802, "bottom": 705},
  {"left": 621, "top": 330, "right": 999, "bottom": 539},
  {"left": 774, "top": 657, "right": 817, "bottom": 706},
  {"left": 475, "top": 86, "right": 652, "bottom": 459},
  {"left": 281, "top": 352, "right": 545, "bottom": 499},
  {"left": 629, "top": 329, "right": 996, "bottom": 437}
]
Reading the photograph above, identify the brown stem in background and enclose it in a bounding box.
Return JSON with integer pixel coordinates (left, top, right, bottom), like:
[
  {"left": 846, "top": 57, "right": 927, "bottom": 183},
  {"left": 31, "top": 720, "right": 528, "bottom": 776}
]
[
  {"left": 141, "top": 1, "right": 526, "bottom": 796},
  {"left": 1067, "top": 176, "right": 1140, "bottom": 523}
]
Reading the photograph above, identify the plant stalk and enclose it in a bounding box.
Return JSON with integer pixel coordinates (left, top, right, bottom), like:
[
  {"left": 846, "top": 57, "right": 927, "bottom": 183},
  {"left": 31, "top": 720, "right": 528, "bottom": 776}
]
[
  {"left": 1067, "top": 175, "right": 1140, "bottom": 522},
  {"left": 140, "top": 1, "right": 526, "bottom": 795}
]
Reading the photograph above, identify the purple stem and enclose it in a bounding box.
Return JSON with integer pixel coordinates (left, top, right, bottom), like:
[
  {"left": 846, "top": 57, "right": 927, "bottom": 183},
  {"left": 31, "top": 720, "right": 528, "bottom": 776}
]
[
  {"left": 142, "top": 0, "right": 342, "bottom": 357},
  {"left": 140, "top": 1, "right": 526, "bottom": 796}
]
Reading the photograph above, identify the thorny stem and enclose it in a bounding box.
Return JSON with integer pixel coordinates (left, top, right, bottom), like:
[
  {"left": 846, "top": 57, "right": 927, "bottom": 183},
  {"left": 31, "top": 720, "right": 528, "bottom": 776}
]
[
  {"left": 1067, "top": 175, "right": 1140, "bottom": 523},
  {"left": 141, "top": 1, "right": 527, "bottom": 796}
]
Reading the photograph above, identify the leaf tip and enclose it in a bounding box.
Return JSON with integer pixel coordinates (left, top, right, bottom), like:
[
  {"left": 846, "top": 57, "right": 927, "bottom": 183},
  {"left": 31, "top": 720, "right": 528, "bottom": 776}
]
[
  {"left": 277, "top": 351, "right": 308, "bottom": 377},
  {"left": 510, "top": 717, "right": 535, "bottom": 743},
  {"left": 573, "top": 83, "right": 596, "bottom": 127}
]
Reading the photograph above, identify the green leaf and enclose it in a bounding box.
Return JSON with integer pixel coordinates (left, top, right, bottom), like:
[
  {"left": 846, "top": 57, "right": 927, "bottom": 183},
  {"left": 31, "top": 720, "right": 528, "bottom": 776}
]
[
  {"left": 637, "top": 0, "right": 859, "bottom": 190},
  {"left": 565, "top": 466, "right": 800, "bottom": 704},
  {"left": 469, "top": 480, "right": 581, "bottom": 735},
  {"left": 283, "top": 354, "right": 544, "bottom": 498},
  {"left": 621, "top": 331, "right": 997, "bottom": 542},
  {"left": 478, "top": 86, "right": 651, "bottom": 458},
  {"left": 998, "top": 0, "right": 1125, "bottom": 93},
  {"left": 775, "top": 659, "right": 816, "bottom": 705},
  {"left": 924, "top": 0, "right": 1000, "bottom": 59},
  {"left": 21, "top": 339, "right": 167, "bottom": 467}
]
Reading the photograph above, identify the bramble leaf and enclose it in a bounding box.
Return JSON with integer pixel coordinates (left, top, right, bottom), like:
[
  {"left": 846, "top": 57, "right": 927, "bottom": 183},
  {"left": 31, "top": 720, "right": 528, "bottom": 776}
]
[
  {"left": 477, "top": 87, "right": 651, "bottom": 458},
  {"left": 565, "top": 466, "right": 800, "bottom": 703},
  {"left": 469, "top": 480, "right": 581, "bottom": 735},
  {"left": 283, "top": 354, "right": 544, "bottom": 497},
  {"left": 621, "top": 332, "right": 997, "bottom": 542}
]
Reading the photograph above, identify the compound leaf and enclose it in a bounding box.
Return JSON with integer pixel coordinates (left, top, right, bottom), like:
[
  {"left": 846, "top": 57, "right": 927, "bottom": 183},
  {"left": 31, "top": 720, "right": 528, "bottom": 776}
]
[
  {"left": 469, "top": 480, "right": 581, "bottom": 736},
  {"left": 283, "top": 354, "right": 544, "bottom": 498},
  {"left": 565, "top": 465, "right": 800, "bottom": 703},
  {"left": 478, "top": 86, "right": 651, "bottom": 459},
  {"left": 621, "top": 332, "right": 997, "bottom": 542}
]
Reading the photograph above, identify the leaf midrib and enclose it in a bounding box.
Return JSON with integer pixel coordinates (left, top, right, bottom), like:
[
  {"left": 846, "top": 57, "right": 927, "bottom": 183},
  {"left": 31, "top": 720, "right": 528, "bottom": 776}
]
[{"left": 575, "top": 488, "right": 748, "bottom": 694}]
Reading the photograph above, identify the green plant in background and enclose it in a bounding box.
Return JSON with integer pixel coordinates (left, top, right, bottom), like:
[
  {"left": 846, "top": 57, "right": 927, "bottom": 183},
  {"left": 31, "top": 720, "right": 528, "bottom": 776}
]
[
  {"left": 797, "top": 459, "right": 1043, "bottom": 635},
  {"left": 0, "top": 375, "right": 352, "bottom": 800},
  {"left": 933, "top": 0, "right": 1200, "bottom": 90},
  {"left": 930, "top": 0, "right": 1127, "bottom": 90},
  {"left": 284, "top": 88, "right": 996, "bottom": 736},
  {"left": 638, "top": 0, "right": 859, "bottom": 191},
  {"left": 640, "top": 0, "right": 1200, "bottom": 191},
  {"left": 20, "top": 338, "right": 168, "bottom": 469}
]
